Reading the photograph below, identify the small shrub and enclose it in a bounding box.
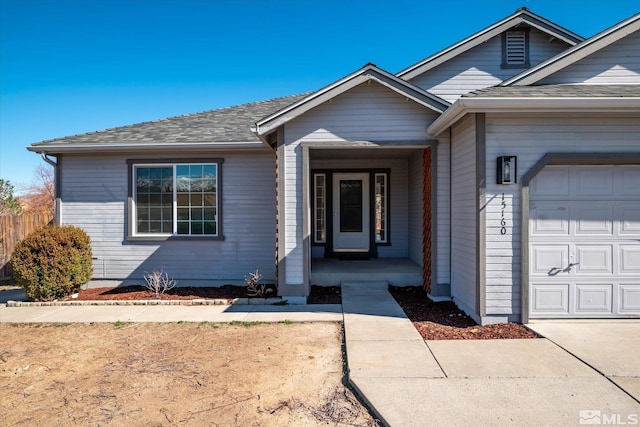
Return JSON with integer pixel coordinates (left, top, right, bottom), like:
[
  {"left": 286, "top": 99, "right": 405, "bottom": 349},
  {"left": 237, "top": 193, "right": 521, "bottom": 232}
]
[
  {"left": 245, "top": 269, "right": 272, "bottom": 297},
  {"left": 10, "top": 225, "right": 93, "bottom": 301},
  {"left": 143, "top": 269, "right": 177, "bottom": 297}
]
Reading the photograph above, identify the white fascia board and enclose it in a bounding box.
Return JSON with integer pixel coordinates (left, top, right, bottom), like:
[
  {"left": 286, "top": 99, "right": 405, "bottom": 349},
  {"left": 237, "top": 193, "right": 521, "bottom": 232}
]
[
  {"left": 427, "top": 97, "right": 640, "bottom": 136},
  {"left": 27, "top": 141, "right": 266, "bottom": 154},
  {"left": 503, "top": 14, "right": 640, "bottom": 86}
]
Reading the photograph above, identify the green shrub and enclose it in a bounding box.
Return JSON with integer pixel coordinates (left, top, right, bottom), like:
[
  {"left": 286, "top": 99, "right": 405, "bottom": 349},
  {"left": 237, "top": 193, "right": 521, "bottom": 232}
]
[{"left": 10, "top": 225, "right": 93, "bottom": 301}]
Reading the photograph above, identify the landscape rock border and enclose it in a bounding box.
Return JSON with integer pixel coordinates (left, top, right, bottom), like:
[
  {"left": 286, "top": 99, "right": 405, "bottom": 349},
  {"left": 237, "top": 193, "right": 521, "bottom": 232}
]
[{"left": 6, "top": 297, "right": 285, "bottom": 307}]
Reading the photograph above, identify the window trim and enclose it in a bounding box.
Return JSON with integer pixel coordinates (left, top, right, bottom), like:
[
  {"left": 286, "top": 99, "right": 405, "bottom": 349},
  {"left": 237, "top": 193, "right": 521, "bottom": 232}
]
[
  {"left": 313, "top": 173, "right": 327, "bottom": 243},
  {"left": 374, "top": 172, "right": 388, "bottom": 244},
  {"left": 310, "top": 168, "right": 391, "bottom": 256},
  {"left": 501, "top": 28, "right": 530, "bottom": 69},
  {"left": 126, "top": 158, "right": 224, "bottom": 241}
]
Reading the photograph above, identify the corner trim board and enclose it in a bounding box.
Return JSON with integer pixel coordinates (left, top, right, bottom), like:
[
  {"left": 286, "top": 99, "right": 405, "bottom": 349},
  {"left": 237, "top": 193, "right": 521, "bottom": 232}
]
[{"left": 476, "top": 113, "right": 487, "bottom": 317}]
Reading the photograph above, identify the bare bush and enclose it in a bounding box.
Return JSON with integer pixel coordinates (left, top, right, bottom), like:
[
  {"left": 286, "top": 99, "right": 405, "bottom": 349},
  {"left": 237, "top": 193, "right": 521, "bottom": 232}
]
[
  {"left": 245, "top": 269, "right": 268, "bottom": 297},
  {"left": 143, "top": 269, "right": 177, "bottom": 297}
]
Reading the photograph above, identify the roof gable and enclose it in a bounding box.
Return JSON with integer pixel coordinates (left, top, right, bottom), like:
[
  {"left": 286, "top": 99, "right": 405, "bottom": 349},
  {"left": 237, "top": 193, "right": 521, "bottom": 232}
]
[
  {"left": 502, "top": 12, "right": 640, "bottom": 86},
  {"left": 253, "top": 64, "right": 450, "bottom": 137},
  {"left": 397, "top": 7, "right": 583, "bottom": 81}
]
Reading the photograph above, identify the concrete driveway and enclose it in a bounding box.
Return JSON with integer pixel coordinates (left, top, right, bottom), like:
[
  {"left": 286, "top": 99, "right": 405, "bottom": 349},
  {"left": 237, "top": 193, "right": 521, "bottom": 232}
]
[
  {"left": 527, "top": 321, "right": 640, "bottom": 401},
  {"left": 343, "top": 283, "right": 640, "bottom": 427}
]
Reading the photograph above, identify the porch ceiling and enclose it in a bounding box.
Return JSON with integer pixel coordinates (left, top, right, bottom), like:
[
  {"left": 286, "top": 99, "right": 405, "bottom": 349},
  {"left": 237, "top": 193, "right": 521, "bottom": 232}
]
[{"left": 310, "top": 148, "right": 423, "bottom": 160}]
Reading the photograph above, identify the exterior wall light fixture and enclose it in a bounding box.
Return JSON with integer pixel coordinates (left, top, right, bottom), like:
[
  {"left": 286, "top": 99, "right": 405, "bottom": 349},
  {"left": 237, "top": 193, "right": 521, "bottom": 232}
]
[{"left": 497, "top": 156, "right": 517, "bottom": 184}]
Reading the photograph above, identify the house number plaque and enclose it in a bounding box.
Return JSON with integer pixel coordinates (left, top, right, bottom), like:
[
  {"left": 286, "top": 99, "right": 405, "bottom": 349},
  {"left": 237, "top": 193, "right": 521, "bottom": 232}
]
[{"left": 500, "top": 193, "right": 507, "bottom": 235}]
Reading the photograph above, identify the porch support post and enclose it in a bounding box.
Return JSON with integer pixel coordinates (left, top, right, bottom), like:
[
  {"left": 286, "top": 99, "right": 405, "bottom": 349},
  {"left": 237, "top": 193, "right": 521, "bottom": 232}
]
[
  {"left": 276, "top": 130, "right": 287, "bottom": 293},
  {"left": 422, "top": 146, "right": 432, "bottom": 293},
  {"left": 301, "top": 145, "right": 311, "bottom": 295}
]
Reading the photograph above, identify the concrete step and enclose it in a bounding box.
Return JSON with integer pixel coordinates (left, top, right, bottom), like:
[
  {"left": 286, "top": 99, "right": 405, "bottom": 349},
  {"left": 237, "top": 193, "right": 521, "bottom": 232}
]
[{"left": 341, "top": 281, "right": 388, "bottom": 290}]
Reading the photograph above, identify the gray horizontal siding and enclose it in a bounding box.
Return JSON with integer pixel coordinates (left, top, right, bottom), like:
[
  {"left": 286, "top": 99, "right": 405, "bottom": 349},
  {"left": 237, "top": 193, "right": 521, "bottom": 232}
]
[
  {"left": 59, "top": 151, "right": 276, "bottom": 285},
  {"left": 408, "top": 29, "right": 571, "bottom": 102},
  {"left": 450, "top": 115, "right": 477, "bottom": 313},
  {"left": 540, "top": 30, "right": 640, "bottom": 85},
  {"left": 484, "top": 113, "right": 640, "bottom": 316}
]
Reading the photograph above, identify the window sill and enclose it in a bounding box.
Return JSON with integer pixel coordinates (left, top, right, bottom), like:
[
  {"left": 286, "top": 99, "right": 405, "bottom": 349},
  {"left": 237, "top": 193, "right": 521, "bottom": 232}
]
[{"left": 127, "top": 235, "right": 225, "bottom": 242}]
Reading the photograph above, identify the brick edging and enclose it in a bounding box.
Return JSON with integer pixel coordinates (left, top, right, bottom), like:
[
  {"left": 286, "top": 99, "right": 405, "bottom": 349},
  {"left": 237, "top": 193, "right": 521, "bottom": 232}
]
[{"left": 6, "top": 297, "right": 284, "bottom": 307}]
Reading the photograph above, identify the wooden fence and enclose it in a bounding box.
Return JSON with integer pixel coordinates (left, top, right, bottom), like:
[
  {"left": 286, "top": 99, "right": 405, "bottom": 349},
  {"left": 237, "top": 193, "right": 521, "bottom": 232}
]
[{"left": 0, "top": 212, "right": 54, "bottom": 278}]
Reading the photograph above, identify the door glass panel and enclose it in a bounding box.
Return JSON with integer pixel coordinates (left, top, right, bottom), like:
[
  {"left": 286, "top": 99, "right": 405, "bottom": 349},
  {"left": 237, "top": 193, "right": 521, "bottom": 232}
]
[{"left": 340, "top": 180, "right": 363, "bottom": 232}]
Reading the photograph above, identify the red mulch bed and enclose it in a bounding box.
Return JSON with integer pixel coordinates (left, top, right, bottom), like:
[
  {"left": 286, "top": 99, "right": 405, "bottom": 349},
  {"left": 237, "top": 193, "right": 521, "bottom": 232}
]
[
  {"left": 389, "top": 286, "right": 538, "bottom": 340},
  {"left": 66, "top": 284, "right": 341, "bottom": 304}
]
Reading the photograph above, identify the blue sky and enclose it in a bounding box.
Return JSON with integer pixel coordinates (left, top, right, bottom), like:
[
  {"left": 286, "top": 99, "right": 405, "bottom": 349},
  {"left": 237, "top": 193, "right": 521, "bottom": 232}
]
[{"left": 1, "top": 0, "right": 638, "bottom": 190}]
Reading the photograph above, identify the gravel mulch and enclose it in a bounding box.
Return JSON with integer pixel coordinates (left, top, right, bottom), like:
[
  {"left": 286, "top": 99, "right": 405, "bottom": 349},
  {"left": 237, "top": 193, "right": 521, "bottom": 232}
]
[{"left": 389, "top": 286, "right": 538, "bottom": 340}]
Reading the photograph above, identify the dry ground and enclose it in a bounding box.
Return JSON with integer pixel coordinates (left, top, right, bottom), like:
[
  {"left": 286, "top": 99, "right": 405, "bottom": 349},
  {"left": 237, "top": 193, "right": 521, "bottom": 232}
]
[{"left": 0, "top": 322, "right": 378, "bottom": 426}]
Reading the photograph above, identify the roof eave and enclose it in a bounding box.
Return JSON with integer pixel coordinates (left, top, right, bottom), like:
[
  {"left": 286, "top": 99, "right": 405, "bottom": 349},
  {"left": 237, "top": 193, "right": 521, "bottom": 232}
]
[
  {"left": 427, "top": 97, "right": 640, "bottom": 136},
  {"left": 27, "top": 141, "right": 267, "bottom": 154}
]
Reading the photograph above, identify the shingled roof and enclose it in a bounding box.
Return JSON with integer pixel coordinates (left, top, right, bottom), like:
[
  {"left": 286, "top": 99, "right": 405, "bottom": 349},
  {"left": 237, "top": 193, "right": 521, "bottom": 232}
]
[
  {"left": 30, "top": 93, "right": 308, "bottom": 149},
  {"left": 465, "top": 84, "right": 640, "bottom": 98}
]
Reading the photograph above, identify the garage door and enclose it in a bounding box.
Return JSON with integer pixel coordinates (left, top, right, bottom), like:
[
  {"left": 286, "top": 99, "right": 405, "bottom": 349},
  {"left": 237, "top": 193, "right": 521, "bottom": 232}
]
[{"left": 529, "top": 165, "right": 640, "bottom": 318}]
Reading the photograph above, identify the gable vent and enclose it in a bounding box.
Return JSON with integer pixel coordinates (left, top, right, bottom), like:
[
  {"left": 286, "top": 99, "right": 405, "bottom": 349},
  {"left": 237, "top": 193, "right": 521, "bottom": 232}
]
[{"left": 505, "top": 31, "right": 527, "bottom": 65}]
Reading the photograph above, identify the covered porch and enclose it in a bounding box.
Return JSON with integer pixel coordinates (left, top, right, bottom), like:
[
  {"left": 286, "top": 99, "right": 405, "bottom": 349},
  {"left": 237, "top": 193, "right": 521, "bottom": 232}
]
[
  {"left": 305, "top": 144, "right": 432, "bottom": 291},
  {"left": 310, "top": 258, "right": 423, "bottom": 286}
]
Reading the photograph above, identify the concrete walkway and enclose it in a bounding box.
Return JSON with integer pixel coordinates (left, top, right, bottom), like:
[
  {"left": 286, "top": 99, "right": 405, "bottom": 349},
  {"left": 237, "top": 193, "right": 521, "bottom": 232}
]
[
  {"left": 341, "top": 282, "right": 640, "bottom": 427},
  {"left": 0, "top": 302, "right": 343, "bottom": 323}
]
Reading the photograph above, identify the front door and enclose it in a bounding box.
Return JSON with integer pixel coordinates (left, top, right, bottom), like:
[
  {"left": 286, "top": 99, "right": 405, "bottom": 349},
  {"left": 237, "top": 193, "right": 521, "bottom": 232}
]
[{"left": 332, "top": 173, "right": 369, "bottom": 252}]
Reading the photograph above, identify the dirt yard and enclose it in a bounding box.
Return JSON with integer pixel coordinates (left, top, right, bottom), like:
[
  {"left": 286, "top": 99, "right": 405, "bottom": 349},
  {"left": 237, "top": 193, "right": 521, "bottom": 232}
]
[{"left": 0, "top": 322, "right": 378, "bottom": 426}]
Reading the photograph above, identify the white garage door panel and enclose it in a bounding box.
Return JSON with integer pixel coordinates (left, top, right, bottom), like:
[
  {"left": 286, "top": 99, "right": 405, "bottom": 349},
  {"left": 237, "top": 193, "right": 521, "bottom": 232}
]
[
  {"left": 620, "top": 285, "right": 640, "bottom": 312},
  {"left": 620, "top": 204, "right": 640, "bottom": 234},
  {"left": 529, "top": 165, "right": 640, "bottom": 318},
  {"left": 574, "top": 166, "right": 614, "bottom": 196},
  {"left": 530, "top": 245, "right": 569, "bottom": 274},
  {"left": 575, "top": 245, "right": 613, "bottom": 275},
  {"left": 530, "top": 167, "right": 570, "bottom": 197},
  {"left": 529, "top": 203, "right": 570, "bottom": 235},
  {"left": 531, "top": 284, "right": 569, "bottom": 313},
  {"left": 620, "top": 167, "right": 640, "bottom": 195},
  {"left": 576, "top": 284, "right": 612, "bottom": 313},
  {"left": 620, "top": 246, "right": 640, "bottom": 274},
  {"left": 574, "top": 205, "right": 613, "bottom": 235}
]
